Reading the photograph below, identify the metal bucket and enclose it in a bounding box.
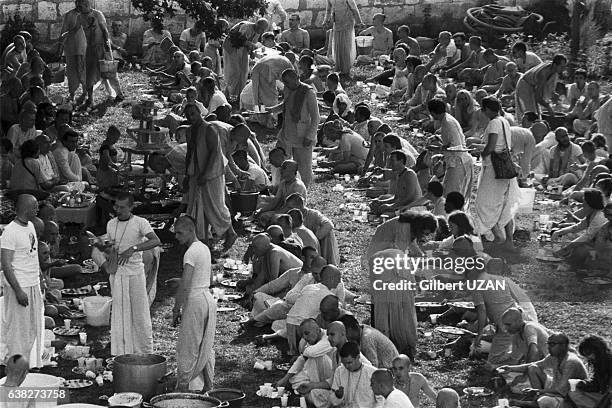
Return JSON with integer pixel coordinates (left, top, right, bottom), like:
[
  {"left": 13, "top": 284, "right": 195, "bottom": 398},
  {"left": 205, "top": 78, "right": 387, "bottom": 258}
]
[{"left": 113, "top": 354, "right": 170, "bottom": 401}]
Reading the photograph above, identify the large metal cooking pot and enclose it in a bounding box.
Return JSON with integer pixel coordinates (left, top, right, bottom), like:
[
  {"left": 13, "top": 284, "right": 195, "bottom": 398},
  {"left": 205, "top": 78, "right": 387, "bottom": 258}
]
[
  {"left": 144, "top": 393, "right": 228, "bottom": 408},
  {"left": 113, "top": 354, "right": 171, "bottom": 401}
]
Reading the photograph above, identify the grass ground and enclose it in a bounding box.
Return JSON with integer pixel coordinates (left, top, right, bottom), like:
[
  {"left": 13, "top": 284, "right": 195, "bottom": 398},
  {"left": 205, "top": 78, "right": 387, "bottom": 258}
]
[{"left": 38, "top": 68, "right": 612, "bottom": 407}]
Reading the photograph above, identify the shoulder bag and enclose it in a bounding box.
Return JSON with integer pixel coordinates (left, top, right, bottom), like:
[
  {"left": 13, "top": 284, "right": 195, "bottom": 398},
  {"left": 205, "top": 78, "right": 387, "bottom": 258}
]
[{"left": 490, "top": 118, "right": 519, "bottom": 179}]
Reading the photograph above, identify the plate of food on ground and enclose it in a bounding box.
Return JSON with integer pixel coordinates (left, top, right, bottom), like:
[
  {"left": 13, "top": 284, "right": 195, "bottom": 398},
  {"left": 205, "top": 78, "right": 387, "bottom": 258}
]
[
  {"left": 276, "top": 363, "right": 292, "bottom": 371},
  {"left": 463, "top": 387, "right": 494, "bottom": 397},
  {"left": 220, "top": 279, "right": 238, "bottom": 288},
  {"left": 447, "top": 301, "right": 475, "bottom": 309},
  {"left": 217, "top": 306, "right": 238, "bottom": 312},
  {"left": 581, "top": 276, "right": 612, "bottom": 285},
  {"left": 62, "top": 379, "right": 93, "bottom": 389},
  {"left": 221, "top": 294, "right": 243, "bottom": 301},
  {"left": 61, "top": 286, "right": 93, "bottom": 296},
  {"left": 434, "top": 326, "right": 469, "bottom": 337},
  {"left": 59, "top": 311, "right": 86, "bottom": 319},
  {"left": 53, "top": 327, "right": 82, "bottom": 336}
]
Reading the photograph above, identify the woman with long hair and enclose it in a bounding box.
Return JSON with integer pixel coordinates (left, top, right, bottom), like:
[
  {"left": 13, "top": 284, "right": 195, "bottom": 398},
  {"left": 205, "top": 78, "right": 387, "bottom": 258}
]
[{"left": 569, "top": 335, "right": 612, "bottom": 408}]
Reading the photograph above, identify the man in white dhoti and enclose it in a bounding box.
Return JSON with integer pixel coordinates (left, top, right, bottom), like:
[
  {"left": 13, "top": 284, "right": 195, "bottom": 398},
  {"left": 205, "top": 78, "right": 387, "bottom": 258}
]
[
  {"left": 276, "top": 319, "right": 334, "bottom": 407},
  {"left": 0, "top": 194, "right": 44, "bottom": 368},
  {"left": 172, "top": 216, "right": 216, "bottom": 392},
  {"left": 330, "top": 341, "right": 379, "bottom": 408},
  {"left": 106, "top": 192, "right": 160, "bottom": 356}
]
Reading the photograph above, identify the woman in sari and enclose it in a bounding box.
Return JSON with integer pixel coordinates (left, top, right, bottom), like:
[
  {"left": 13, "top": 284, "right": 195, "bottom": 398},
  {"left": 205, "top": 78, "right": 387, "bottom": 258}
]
[
  {"left": 223, "top": 19, "right": 269, "bottom": 101},
  {"left": 323, "top": 0, "right": 363, "bottom": 76},
  {"left": 454, "top": 90, "right": 479, "bottom": 135},
  {"left": 514, "top": 54, "right": 567, "bottom": 122},
  {"left": 363, "top": 211, "right": 438, "bottom": 358},
  {"left": 473, "top": 96, "right": 520, "bottom": 249}
]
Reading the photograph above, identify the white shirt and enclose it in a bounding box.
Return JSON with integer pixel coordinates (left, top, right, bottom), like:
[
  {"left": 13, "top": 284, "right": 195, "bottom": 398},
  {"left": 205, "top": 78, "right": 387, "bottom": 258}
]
[
  {"left": 0, "top": 221, "right": 39, "bottom": 287},
  {"left": 183, "top": 240, "right": 211, "bottom": 296},
  {"left": 286, "top": 282, "right": 333, "bottom": 325},
  {"left": 383, "top": 388, "right": 414, "bottom": 408},
  {"left": 106, "top": 216, "right": 154, "bottom": 275},
  {"left": 208, "top": 90, "right": 228, "bottom": 113},
  {"left": 7, "top": 125, "right": 37, "bottom": 156},
  {"left": 330, "top": 363, "right": 379, "bottom": 408},
  {"left": 37, "top": 154, "right": 54, "bottom": 182},
  {"left": 482, "top": 116, "right": 512, "bottom": 167},
  {"left": 247, "top": 163, "right": 270, "bottom": 186},
  {"left": 179, "top": 28, "right": 206, "bottom": 51}
]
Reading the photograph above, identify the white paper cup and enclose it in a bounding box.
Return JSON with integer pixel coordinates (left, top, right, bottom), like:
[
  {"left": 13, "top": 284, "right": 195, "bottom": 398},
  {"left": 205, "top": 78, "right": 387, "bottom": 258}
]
[
  {"left": 499, "top": 398, "right": 509, "bottom": 408},
  {"left": 64, "top": 319, "right": 71, "bottom": 329},
  {"left": 277, "top": 386, "right": 285, "bottom": 396},
  {"left": 569, "top": 379, "right": 580, "bottom": 392},
  {"left": 73, "top": 298, "right": 81, "bottom": 306},
  {"left": 216, "top": 273, "right": 224, "bottom": 282},
  {"left": 254, "top": 361, "right": 265, "bottom": 370},
  {"left": 79, "top": 332, "right": 87, "bottom": 345},
  {"left": 280, "top": 395, "right": 288, "bottom": 407},
  {"left": 264, "top": 361, "right": 273, "bottom": 370}
]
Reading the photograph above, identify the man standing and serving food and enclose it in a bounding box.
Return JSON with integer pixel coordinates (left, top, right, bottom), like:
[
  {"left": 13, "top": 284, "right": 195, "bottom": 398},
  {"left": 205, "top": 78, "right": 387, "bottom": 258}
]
[{"left": 105, "top": 192, "right": 160, "bottom": 356}]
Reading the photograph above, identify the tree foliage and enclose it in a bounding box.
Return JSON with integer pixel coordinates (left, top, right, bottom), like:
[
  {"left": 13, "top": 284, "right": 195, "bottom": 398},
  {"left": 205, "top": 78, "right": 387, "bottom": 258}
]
[{"left": 131, "top": 0, "right": 268, "bottom": 37}]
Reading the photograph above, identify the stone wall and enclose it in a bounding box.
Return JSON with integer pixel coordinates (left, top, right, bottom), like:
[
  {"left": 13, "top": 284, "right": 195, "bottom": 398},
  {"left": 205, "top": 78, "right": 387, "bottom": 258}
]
[{"left": 0, "top": 0, "right": 528, "bottom": 52}]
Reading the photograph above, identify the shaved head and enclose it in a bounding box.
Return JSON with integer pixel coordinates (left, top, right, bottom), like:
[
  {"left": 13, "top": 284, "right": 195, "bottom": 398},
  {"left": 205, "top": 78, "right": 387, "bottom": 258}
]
[
  {"left": 300, "top": 318, "right": 319, "bottom": 330},
  {"left": 372, "top": 369, "right": 394, "bottom": 385},
  {"left": 252, "top": 233, "right": 271, "bottom": 256},
  {"left": 327, "top": 321, "right": 347, "bottom": 347},
  {"left": 320, "top": 295, "right": 341, "bottom": 323},
  {"left": 16, "top": 194, "right": 38, "bottom": 220},
  {"left": 437, "top": 388, "right": 460, "bottom": 408},
  {"left": 175, "top": 215, "right": 196, "bottom": 232},
  {"left": 266, "top": 225, "right": 284, "bottom": 242},
  {"left": 391, "top": 354, "right": 412, "bottom": 382}
]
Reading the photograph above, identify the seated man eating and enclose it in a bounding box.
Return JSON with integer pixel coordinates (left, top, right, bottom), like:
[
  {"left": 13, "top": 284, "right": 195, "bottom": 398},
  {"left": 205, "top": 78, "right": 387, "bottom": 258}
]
[
  {"left": 370, "top": 150, "right": 422, "bottom": 216},
  {"left": 238, "top": 233, "right": 303, "bottom": 296},
  {"left": 319, "top": 120, "right": 369, "bottom": 174},
  {"left": 276, "top": 319, "right": 334, "bottom": 406},
  {"left": 255, "top": 160, "right": 307, "bottom": 225}
]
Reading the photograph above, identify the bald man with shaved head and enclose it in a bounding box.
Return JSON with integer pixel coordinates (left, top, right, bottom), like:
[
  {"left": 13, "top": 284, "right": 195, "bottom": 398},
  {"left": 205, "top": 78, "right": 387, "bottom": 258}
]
[
  {"left": 248, "top": 256, "right": 328, "bottom": 332},
  {"left": 172, "top": 215, "right": 217, "bottom": 392},
  {"left": 276, "top": 319, "right": 334, "bottom": 407},
  {"left": 392, "top": 354, "right": 437, "bottom": 407},
  {"left": 317, "top": 294, "right": 352, "bottom": 329},
  {"left": 276, "top": 265, "right": 342, "bottom": 355},
  {"left": 239, "top": 233, "right": 303, "bottom": 297},
  {"left": 437, "top": 388, "right": 461, "bottom": 408},
  {"left": 328, "top": 321, "right": 372, "bottom": 369},
  {"left": 1, "top": 194, "right": 44, "bottom": 368},
  {"left": 499, "top": 333, "right": 587, "bottom": 408},
  {"left": 371, "top": 368, "right": 414, "bottom": 408},
  {"left": 502, "top": 307, "right": 551, "bottom": 364},
  {"left": 255, "top": 159, "right": 307, "bottom": 226}
]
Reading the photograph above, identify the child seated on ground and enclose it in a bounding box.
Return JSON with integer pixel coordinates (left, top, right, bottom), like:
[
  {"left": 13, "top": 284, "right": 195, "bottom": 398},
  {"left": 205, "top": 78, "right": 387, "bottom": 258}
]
[{"left": 326, "top": 73, "right": 345, "bottom": 95}]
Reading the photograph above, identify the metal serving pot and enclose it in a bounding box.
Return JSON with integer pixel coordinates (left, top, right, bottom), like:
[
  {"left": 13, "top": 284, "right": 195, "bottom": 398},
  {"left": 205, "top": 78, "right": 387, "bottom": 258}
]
[
  {"left": 143, "top": 393, "right": 228, "bottom": 408},
  {"left": 113, "top": 354, "right": 172, "bottom": 401}
]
